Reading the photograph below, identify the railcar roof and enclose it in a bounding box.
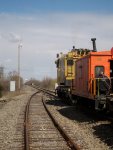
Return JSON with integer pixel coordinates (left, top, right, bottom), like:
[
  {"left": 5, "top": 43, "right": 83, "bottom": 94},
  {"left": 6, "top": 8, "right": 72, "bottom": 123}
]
[{"left": 90, "top": 50, "right": 111, "bottom": 56}]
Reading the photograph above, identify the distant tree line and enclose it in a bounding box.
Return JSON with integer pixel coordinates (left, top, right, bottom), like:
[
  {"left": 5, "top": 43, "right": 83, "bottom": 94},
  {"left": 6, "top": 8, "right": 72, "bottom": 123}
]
[
  {"left": 25, "top": 77, "right": 56, "bottom": 90},
  {"left": 0, "top": 69, "right": 56, "bottom": 98}
]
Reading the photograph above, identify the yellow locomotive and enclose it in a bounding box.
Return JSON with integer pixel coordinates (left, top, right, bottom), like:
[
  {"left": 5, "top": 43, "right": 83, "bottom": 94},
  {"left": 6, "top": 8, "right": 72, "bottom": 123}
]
[{"left": 55, "top": 46, "right": 90, "bottom": 104}]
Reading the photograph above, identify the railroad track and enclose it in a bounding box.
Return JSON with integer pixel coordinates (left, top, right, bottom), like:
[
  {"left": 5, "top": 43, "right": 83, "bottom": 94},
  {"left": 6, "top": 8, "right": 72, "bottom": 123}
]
[
  {"left": 24, "top": 88, "right": 81, "bottom": 150},
  {"left": 32, "top": 85, "right": 113, "bottom": 123},
  {"left": 31, "top": 85, "right": 56, "bottom": 96},
  {"left": 31, "top": 86, "right": 113, "bottom": 142},
  {"left": 11, "top": 85, "right": 113, "bottom": 149}
]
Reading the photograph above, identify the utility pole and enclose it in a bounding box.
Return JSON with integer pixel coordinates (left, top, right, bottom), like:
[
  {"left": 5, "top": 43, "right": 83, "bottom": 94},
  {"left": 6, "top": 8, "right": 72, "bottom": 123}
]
[{"left": 18, "top": 43, "right": 22, "bottom": 91}]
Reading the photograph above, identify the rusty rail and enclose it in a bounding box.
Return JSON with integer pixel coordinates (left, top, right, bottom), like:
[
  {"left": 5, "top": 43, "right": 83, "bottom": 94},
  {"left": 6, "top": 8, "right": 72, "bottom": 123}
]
[
  {"left": 30, "top": 85, "right": 81, "bottom": 149},
  {"left": 24, "top": 91, "right": 41, "bottom": 150},
  {"left": 42, "top": 97, "right": 80, "bottom": 150},
  {"left": 25, "top": 85, "right": 81, "bottom": 149}
]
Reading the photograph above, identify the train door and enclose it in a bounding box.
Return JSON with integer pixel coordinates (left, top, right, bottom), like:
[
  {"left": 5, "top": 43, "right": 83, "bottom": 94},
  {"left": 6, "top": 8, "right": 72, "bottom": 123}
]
[
  {"left": 66, "top": 59, "right": 74, "bottom": 86},
  {"left": 110, "top": 60, "right": 113, "bottom": 92},
  {"left": 66, "top": 59, "right": 74, "bottom": 77}
]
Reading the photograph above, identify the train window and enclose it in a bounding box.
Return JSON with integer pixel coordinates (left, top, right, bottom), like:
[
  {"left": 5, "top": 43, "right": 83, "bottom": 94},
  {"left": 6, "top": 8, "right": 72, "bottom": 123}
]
[
  {"left": 95, "top": 66, "right": 104, "bottom": 77},
  {"left": 67, "top": 59, "right": 73, "bottom": 66}
]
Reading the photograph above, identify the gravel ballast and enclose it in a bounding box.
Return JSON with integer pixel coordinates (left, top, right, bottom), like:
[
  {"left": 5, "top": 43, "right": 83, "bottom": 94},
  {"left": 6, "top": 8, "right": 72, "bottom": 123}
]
[
  {"left": 0, "top": 86, "right": 36, "bottom": 150},
  {"left": 45, "top": 96, "right": 113, "bottom": 150}
]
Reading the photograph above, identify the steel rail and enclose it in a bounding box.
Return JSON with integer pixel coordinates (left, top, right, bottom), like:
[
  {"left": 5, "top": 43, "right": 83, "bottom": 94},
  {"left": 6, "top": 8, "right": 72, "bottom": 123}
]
[
  {"left": 32, "top": 85, "right": 113, "bottom": 123},
  {"left": 30, "top": 85, "right": 81, "bottom": 150},
  {"left": 31, "top": 84, "right": 55, "bottom": 94},
  {"left": 24, "top": 91, "right": 41, "bottom": 150},
  {"left": 42, "top": 97, "right": 80, "bottom": 150},
  {"left": 25, "top": 85, "right": 113, "bottom": 149}
]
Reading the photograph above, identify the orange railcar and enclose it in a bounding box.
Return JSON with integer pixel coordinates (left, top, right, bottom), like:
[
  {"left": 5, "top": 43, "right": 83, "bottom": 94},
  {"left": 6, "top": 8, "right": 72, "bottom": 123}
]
[{"left": 72, "top": 49, "right": 113, "bottom": 110}]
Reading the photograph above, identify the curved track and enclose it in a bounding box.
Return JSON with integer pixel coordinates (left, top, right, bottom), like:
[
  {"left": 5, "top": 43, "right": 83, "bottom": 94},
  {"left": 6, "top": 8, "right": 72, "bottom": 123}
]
[
  {"left": 24, "top": 89, "right": 80, "bottom": 150},
  {"left": 23, "top": 85, "right": 113, "bottom": 149}
]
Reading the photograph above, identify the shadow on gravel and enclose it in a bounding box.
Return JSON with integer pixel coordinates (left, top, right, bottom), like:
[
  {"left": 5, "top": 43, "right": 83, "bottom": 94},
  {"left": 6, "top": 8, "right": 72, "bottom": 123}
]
[
  {"left": 46, "top": 98, "right": 113, "bottom": 148},
  {"left": 93, "top": 123, "right": 113, "bottom": 149},
  {"left": 46, "top": 99, "right": 96, "bottom": 123},
  {"left": 57, "top": 106, "right": 96, "bottom": 123},
  {"left": 45, "top": 98, "right": 68, "bottom": 107}
]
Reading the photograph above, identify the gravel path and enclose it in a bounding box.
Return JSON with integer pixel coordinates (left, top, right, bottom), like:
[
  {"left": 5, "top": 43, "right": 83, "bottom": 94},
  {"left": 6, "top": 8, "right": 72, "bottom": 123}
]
[
  {"left": 0, "top": 86, "right": 36, "bottom": 150},
  {"left": 45, "top": 96, "right": 113, "bottom": 150}
]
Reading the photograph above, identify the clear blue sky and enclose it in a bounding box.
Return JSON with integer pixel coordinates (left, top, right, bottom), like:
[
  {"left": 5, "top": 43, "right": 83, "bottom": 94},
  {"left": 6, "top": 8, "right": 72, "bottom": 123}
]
[{"left": 0, "top": 0, "right": 113, "bottom": 14}]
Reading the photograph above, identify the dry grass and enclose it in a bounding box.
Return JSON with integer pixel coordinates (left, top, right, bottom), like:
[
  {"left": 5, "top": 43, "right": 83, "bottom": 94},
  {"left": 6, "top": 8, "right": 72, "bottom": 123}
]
[{"left": 2, "top": 90, "right": 25, "bottom": 99}]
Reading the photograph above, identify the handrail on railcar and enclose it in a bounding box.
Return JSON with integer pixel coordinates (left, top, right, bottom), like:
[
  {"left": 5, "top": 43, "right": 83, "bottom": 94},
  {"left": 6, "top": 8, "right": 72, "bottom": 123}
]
[{"left": 90, "top": 77, "right": 113, "bottom": 97}]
